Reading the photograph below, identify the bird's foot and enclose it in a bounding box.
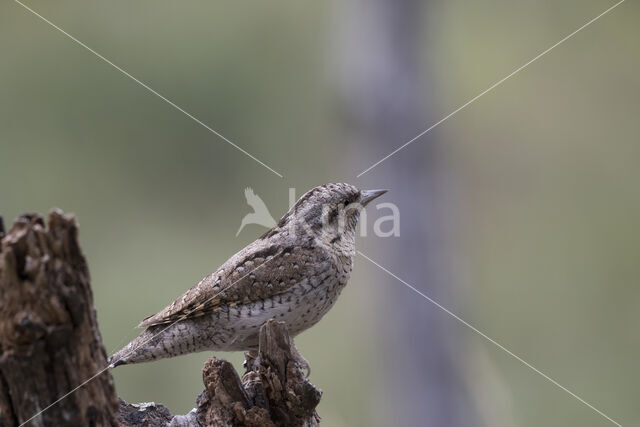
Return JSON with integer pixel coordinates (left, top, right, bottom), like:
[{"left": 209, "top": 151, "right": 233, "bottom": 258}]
[
  {"left": 243, "top": 350, "right": 259, "bottom": 373},
  {"left": 290, "top": 342, "right": 311, "bottom": 377}
]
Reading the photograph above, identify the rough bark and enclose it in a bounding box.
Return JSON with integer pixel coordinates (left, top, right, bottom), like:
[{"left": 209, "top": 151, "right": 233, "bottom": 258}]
[
  {"left": 0, "top": 210, "right": 119, "bottom": 426},
  {"left": 119, "top": 320, "right": 321, "bottom": 427}
]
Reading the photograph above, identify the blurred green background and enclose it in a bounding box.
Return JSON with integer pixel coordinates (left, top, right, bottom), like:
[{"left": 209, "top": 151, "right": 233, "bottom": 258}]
[{"left": 1, "top": 0, "right": 638, "bottom": 426}]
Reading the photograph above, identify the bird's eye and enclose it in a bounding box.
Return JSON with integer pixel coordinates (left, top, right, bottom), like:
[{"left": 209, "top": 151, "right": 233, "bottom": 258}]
[{"left": 345, "top": 193, "right": 360, "bottom": 205}]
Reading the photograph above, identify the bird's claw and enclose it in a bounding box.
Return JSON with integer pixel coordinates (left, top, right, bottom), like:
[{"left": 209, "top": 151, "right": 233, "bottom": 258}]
[
  {"left": 242, "top": 350, "right": 257, "bottom": 372},
  {"left": 290, "top": 342, "right": 311, "bottom": 377}
]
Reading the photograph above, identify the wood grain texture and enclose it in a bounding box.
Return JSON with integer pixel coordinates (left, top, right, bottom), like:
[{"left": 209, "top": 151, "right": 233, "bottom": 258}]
[{"left": 195, "top": 320, "right": 321, "bottom": 426}]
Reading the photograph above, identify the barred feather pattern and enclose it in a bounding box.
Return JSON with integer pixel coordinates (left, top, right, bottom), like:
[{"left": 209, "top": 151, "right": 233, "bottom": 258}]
[{"left": 109, "top": 183, "right": 362, "bottom": 366}]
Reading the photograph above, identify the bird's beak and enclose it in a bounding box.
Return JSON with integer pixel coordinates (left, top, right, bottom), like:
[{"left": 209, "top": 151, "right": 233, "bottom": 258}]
[{"left": 359, "top": 189, "right": 388, "bottom": 207}]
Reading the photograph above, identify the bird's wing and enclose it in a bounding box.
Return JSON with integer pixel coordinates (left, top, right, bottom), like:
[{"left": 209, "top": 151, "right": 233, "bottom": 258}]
[{"left": 137, "top": 244, "right": 329, "bottom": 328}]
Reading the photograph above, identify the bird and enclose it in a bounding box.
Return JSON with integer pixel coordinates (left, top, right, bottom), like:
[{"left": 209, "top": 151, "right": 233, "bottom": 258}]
[
  {"left": 236, "top": 187, "right": 276, "bottom": 236},
  {"left": 109, "top": 183, "right": 387, "bottom": 373}
]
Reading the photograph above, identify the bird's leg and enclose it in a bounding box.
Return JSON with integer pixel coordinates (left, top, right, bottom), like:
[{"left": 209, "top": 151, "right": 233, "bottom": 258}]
[
  {"left": 243, "top": 349, "right": 259, "bottom": 373},
  {"left": 290, "top": 341, "right": 311, "bottom": 377}
]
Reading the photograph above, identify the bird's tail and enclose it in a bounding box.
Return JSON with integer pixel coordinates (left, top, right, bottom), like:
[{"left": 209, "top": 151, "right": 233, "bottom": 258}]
[
  {"left": 109, "top": 322, "right": 203, "bottom": 368},
  {"left": 108, "top": 327, "right": 160, "bottom": 368}
]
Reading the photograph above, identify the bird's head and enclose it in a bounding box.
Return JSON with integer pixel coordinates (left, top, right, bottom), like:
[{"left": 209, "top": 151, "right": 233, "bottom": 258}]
[{"left": 274, "top": 183, "right": 387, "bottom": 255}]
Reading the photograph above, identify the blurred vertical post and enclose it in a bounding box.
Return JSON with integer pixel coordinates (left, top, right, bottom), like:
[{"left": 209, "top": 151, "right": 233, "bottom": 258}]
[{"left": 331, "top": 1, "right": 479, "bottom": 425}]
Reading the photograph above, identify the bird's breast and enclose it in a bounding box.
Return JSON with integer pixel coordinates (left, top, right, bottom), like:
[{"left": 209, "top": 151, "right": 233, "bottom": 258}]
[{"left": 215, "top": 263, "right": 349, "bottom": 350}]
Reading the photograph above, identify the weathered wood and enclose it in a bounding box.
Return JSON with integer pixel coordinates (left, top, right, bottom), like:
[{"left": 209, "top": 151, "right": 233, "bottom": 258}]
[
  {"left": 200, "top": 320, "right": 321, "bottom": 427},
  {"left": 0, "top": 210, "right": 118, "bottom": 426},
  {"left": 195, "top": 358, "right": 272, "bottom": 427},
  {"left": 117, "top": 399, "right": 199, "bottom": 427}
]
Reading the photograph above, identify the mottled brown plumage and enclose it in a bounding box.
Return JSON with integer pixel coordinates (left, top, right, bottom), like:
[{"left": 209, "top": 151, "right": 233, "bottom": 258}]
[{"left": 110, "top": 183, "right": 386, "bottom": 371}]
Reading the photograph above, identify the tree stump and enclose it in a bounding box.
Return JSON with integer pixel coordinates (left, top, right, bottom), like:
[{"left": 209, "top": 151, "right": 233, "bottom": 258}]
[
  {"left": 0, "top": 210, "right": 119, "bottom": 426},
  {"left": 199, "top": 320, "right": 321, "bottom": 426}
]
